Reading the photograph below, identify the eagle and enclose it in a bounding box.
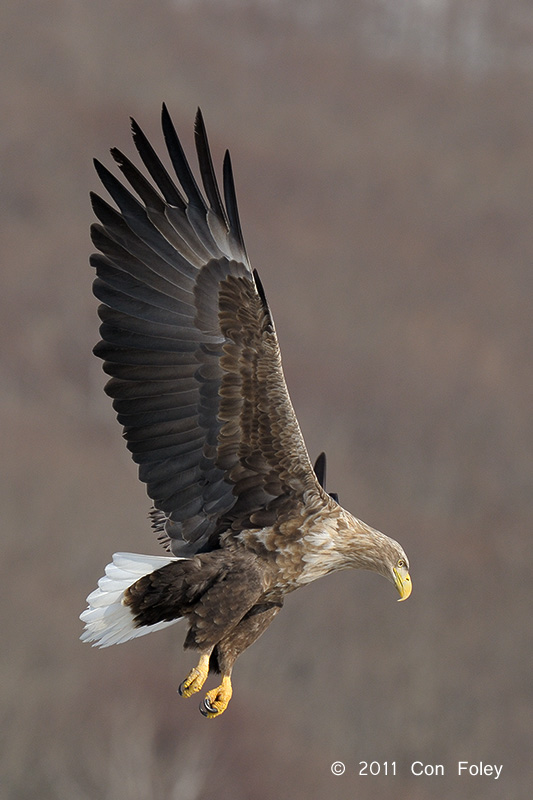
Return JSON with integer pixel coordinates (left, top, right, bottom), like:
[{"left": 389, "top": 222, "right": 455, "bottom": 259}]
[{"left": 80, "top": 106, "right": 411, "bottom": 718}]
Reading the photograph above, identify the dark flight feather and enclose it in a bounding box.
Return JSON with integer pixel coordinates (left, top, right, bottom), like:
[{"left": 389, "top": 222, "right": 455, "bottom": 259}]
[{"left": 130, "top": 117, "right": 187, "bottom": 209}]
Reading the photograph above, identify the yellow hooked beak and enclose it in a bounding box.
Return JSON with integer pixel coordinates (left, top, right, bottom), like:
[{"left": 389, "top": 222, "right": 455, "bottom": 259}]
[{"left": 393, "top": 566, "right": 412, "bottom": 601}]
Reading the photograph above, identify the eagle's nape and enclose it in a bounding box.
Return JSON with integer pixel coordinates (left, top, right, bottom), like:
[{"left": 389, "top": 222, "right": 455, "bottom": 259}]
[{"left": 80, "top": 106, "right": 412, "bottom": 719}]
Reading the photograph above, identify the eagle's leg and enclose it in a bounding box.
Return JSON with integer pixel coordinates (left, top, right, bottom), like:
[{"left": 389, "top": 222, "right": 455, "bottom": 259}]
[
  {"left": 200, "top": 602, "right": 282, "bottom": 719},
  {"left": 178, "top": 651, "right": 211, "bottom": 698}
]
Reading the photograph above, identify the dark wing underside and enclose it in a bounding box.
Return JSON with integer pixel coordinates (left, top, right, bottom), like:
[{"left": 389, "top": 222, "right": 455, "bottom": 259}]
[{"left": 91, "top": 106, "right": 323, "bottom": 556}]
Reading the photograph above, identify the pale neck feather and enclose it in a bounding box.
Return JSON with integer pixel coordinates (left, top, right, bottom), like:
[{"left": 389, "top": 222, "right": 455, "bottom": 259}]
[{"left": 299, "top": 506, "right": 398, "bottom": 584}]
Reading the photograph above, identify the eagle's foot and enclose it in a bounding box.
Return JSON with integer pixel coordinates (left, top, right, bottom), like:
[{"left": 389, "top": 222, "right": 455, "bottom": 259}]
[
  {"left": 199, "top": 675, "right": 233, "bottom": 718},
  {"left": 178, "top": 653, "right": 210, "bottom": 698}
]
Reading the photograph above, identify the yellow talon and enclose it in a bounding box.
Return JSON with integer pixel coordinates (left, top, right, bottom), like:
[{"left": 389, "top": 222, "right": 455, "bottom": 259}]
[
  {"left": 200, "top": 675, "right": 233, "bottom": 718},
  {"left": 178, "top": 653, "right": 210, "bottom": 698}
]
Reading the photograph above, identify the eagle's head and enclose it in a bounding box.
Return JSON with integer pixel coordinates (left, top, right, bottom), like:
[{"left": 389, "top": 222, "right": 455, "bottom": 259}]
[
  {"left": 373, "top": 535, "right": 412, "bottom": 601},
  {"left": 341, "top": 515, "right": 412, "bottom": 601}
]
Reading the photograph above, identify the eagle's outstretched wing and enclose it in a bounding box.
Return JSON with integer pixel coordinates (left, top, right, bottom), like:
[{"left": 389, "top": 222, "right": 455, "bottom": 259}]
[{"left": 90, "top": 106, "right": 322, "bottom": 556}]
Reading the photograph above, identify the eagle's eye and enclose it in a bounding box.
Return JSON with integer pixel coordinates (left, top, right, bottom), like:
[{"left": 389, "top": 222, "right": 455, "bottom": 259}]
[{"left": 397, "top": 558, "right": 406, "bottom": 568}]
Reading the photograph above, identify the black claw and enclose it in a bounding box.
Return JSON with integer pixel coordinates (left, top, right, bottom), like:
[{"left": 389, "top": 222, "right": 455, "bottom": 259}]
[
  {"left": 200, "top": 697, "right": 217, "bottom": 717},
  {"left": 178, "top": 681, "right": 186, "bottom": 696}
]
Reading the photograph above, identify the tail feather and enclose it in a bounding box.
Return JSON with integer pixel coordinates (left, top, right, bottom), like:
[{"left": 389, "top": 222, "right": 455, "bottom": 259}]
[{"left": 80, "top": 552, "right": 185, "bottom": 648}]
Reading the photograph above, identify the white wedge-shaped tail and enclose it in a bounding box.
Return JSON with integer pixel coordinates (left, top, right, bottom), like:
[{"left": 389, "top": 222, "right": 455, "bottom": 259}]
[{"left": 80, "top": 552, "right": 184, "bottom": 647}]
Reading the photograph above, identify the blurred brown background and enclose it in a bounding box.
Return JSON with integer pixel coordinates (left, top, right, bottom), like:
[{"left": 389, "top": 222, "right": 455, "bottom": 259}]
[{"left": 1, "top": 1, "right": 532, "bottom": 798}]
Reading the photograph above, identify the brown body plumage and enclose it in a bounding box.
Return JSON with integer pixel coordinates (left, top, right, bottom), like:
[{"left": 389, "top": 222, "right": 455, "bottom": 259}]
[{"left": 80, "top": 107, "right": 411, "bottom": 717}]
